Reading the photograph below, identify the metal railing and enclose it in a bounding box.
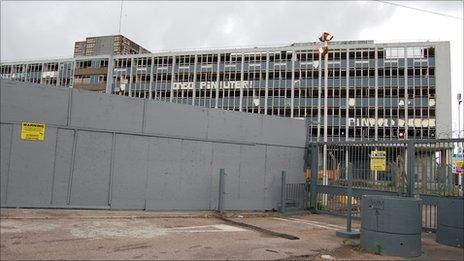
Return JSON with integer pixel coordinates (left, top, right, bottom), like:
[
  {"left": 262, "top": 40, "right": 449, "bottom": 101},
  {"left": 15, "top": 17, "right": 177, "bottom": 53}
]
[
  {"left": 302, "top": 138, "right": 464, "bottom": 231},
  {"left": 280, "top": 171, "right": 308, "bottom": 213}
]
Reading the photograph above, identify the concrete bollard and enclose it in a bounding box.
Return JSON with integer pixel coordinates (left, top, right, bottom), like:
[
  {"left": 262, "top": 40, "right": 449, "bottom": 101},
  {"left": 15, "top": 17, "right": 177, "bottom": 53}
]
[
  {"left": 360, "top": 195, "right": 422, "bottom": 257},
  {"left": 436, "top": 197, "right": 464, "bottom": 248}
]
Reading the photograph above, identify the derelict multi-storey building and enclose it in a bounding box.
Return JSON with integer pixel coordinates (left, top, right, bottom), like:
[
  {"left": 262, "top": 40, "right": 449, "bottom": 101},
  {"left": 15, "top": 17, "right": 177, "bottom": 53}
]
[{"left": 0, "top": 38, "right": 452, "bottom": 141}]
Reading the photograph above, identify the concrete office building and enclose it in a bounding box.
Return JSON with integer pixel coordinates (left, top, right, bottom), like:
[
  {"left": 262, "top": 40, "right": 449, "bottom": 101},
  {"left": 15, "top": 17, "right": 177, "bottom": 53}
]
[
  {"left": 74, "top": 35, "right": 151, "bottom": 57},
  {"left": 0, "top": 39, "right": 452, "bottom": 141}
]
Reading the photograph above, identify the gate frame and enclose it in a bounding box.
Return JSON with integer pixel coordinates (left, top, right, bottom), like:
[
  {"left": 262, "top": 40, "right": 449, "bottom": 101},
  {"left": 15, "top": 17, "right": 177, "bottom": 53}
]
[{"left": 305, "top": 138, "right": 464, "bottom": 231}]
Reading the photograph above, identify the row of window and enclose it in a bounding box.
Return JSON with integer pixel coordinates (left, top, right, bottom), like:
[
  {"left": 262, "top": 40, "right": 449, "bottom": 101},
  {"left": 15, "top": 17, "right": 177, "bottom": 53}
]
[
  {"left": 111, "top": 47, "right": 435, "bottom": 66},
  {"left": 309, "top": 128, "right": 436, "bottom": 139},
  {"left": 115, "top": 68, "right": 435, "bottom": 82}
]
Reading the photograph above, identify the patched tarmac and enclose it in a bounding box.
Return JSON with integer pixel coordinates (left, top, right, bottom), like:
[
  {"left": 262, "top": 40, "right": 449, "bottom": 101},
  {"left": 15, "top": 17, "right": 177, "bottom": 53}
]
[{"left": 1, "top": 208, "right": 462, "bottom": 260}]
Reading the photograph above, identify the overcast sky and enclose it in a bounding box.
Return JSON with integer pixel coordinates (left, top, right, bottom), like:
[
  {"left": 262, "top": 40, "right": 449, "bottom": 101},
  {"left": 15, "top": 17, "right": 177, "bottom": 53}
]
[{"left": 1, "top": 0, "right": 463, "bottom": 134}]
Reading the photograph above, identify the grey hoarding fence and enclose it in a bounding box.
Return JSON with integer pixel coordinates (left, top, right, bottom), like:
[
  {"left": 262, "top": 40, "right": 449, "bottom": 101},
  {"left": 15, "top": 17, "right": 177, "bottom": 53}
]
[
  {"left": 0, "top": 80, "right": 307, "bottom": 211},
  {"left": 308, "top": 138, "right": 464, "bottom": 231}
]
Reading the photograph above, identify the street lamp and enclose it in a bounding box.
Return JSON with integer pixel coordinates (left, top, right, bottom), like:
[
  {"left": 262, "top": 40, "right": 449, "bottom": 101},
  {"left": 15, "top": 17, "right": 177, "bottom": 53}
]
[{"left": 319, "top": 32, "right": 334, "bottom": 203}]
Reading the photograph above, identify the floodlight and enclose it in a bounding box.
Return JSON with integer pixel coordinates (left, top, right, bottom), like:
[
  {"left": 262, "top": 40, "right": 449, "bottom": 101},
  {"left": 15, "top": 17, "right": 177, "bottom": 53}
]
[
  {"left": 318, "top": 32, "right": 334, "bottom": 42},
  {"left": 324, "top": 32, "right": 334, "bottom": 41}
]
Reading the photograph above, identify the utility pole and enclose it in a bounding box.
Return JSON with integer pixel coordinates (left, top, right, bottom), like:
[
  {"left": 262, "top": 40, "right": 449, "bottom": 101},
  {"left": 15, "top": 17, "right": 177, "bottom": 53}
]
[
  {"left": 458, "top": 93, "right": 462, "bottom": 187},
  {"left": 318, "top": 32, "right": 334, "bottom": 205},
  {"left": 458, "top": 93, "right": 462, "bottom": 139}
]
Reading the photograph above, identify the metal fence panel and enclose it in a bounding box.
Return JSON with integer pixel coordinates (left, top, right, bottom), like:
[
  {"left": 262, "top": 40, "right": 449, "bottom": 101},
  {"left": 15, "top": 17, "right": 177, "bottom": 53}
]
[
  {"left": 309, "top": 139, "right": 464, "bottom": 231},
  {"left": 69, "top": 131, "right": 113, "bottom": 206},
  {"left": 70, "top": 90, "right": 145, "bottom": 133},
  {"left": 210, "top": 143, "right": 241, "bottom": 210},
  {"left": 235, "top": 145, "right": 267, "bottom": 210},
  {"left": 145, "top": 137, "right": 183, "bottom": 210},
  {"left": 111, "top": 134, "right": 149, "bottom": 210},
  {"left": 0, "top": 80, "right": 69, "bottom": 126},
  {"left": 0, "top": 124, "right": 12, "bottom": 205},
  {"left": 177, "top": 140, "right": 214, "bottom": 210},
  {"left": 51, "top": 128, "right": 75, "bottom": 205},
  {"left": 7, "top": 126, "right": 57, "bottom": 205}
]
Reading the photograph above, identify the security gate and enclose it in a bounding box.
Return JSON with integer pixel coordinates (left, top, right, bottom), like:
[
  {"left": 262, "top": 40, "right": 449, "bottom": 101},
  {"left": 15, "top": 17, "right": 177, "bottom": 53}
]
[{"left": 281, "top": 138, "right": 464, "bottom": 231}]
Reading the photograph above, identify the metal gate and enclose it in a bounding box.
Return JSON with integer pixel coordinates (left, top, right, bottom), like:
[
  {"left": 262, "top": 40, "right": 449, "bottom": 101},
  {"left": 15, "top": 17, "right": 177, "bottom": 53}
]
[{"left": 283, "top": 138, "right": 464, "bottom": 231}]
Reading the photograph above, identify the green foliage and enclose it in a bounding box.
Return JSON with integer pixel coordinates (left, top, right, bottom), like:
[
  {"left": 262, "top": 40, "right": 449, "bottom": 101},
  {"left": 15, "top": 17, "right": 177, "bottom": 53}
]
[{"left": 374, "top": 243, "right": 382, "bottom": 255}]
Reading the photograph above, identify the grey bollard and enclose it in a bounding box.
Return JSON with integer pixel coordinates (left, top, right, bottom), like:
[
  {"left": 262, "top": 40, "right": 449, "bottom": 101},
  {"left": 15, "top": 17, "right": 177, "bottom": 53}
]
[
  {"left": 218, "top": 169, "right": 225, "bottom": 214},
  {"left": 436, "top": 197, "right": 464, "bottom": 248},
  {"left": 280, "top": 171, "right": 287, "bottom": 213},
  {"left": 360, "top": 195, "right": 422, "bottom": 257}
]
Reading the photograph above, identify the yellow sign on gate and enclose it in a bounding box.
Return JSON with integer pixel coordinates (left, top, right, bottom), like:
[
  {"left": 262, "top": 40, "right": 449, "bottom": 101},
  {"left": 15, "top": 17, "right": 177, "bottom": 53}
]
[
  {"left": 370, "top": 150, "right": 386, "bottom": 171},
  {"left": 20, "top": 122, "right": 45, "bottom": 141}
]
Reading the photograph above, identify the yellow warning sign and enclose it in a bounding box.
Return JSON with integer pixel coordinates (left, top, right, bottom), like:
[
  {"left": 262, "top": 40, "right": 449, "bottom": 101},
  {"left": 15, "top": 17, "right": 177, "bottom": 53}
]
[
  {"left": 370, "top": 150, "right": 386, "bottom": 171},
  {"left": 21, "top": 122, "right": 45, "bottom": 141}
]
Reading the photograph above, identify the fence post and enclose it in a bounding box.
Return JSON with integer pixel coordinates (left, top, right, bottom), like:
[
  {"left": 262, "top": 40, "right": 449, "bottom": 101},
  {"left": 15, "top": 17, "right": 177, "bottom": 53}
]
[
  {"left": 346, "top": 163, "right": 353, "bottom": 232},
  {"left": 336, "top": 162, "right": 360, "bottom": 238},
  {"left": 407, "top": 140, "right": 415, "bottom": 197},
  {"left": 281, "top": 171, "right": 287, "bottom": 213},
  {"left": 218, "top": 168, "right": 225, "bottom": 214},
  {"left": 310, "top": 144, "right": 319, "bottom": 210}
]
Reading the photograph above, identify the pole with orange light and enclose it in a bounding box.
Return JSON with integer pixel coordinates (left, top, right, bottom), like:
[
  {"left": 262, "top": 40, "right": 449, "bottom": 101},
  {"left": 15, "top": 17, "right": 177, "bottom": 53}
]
[{"left": 319, "top": 32, "right": 333, "bottom": 205}]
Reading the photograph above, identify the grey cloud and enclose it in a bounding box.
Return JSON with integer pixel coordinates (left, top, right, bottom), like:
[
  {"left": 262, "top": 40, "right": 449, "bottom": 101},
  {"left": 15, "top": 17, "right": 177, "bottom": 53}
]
[{"left": 0, "top": 1, "right": 457, "bottom": 61}]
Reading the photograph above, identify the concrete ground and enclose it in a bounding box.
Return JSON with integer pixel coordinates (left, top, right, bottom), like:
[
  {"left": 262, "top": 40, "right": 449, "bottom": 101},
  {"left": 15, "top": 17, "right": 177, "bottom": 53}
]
[{"left": 1, "top": 208, "right": 462, "bottom": 260}]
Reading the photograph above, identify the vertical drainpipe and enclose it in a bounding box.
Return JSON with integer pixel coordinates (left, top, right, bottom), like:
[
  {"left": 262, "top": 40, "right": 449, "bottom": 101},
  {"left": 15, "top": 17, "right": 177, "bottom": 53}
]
[
  {"left": 106, "top": 55, "right": 114, "bottom": 94},
  {"left": 291, "top": 50, "right": 295, "bottom": 118},
  {"left": 192, "top": 55, "right": 198, "bottom": 106},
  {"left": 317, "top": 51, "right": 322, "bottom": 141},
  {"left": 170, "top": 55, "right": 176, "bottom": 103},
  {"left": 128, "top": 57, "right": 134, "bottom": 97},
  {"left": 265, "top": 52, "right": 269, "bottom": 115},
  {"left": 71, "top": 58, "right": 76, "bottom": 88},
  {"left": 374, "top": 47, "right": 379, "bottom": 184},
  {"left": 375, "top": 47, "right": 379, "bottom": 141},
  {"left": 25, "top": 63, "right": 29, "bottom": 83},
  {"left": 56, "top": 62, "right": 61, "bottom": 87},
  {"left": 404, "top": 47, "right": 408, "bottom": 139},
  {"left": 403, "top": 47, "right": 409, "bottom": 187},
  {"left": 346, "top": 48, "right": 349, "bottom": 141},
  {"left": 239, "top": 53, "right": 244, "bottom": 112},
  {"left": 40, "top": 62, "right": 44, "bottom": 85},
  {"left": 216, "top": 53, "right": 221, "bottom": 109},
  {"left": 148, "top": 56, "right": 154, "bottom": 99}
]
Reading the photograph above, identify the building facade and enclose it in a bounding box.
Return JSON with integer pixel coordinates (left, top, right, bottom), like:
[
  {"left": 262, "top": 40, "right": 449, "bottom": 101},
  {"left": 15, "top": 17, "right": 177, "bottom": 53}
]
[
  {"left": 74, "top": 35, "right": 151, "bottom": 57},
  {"left": 70, "top": 35, "right": 150, "bottom": 91},
  {"left": 0, "top": 40, "right": 452, "bottom": 141}
]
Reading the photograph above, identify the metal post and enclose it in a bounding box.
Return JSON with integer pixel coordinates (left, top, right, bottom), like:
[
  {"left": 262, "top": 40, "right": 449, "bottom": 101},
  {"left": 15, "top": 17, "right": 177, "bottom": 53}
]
[
  {"left": 336, "top": 162, "right": 359, "bottom": 238},
  {"left": 218, "top": 168, "right": 225, "bottom": 214},
  {"left": 458, "top": 94, "right": 462, "bottom": 139},
  {"left": 458, "top": 94, "right": 462, "bottom": 186},
  {"left": 310, "top": 145, "right": 319, "bottom": 210},
  {"left": 281, "top": 171, "right": 287, "bottom": 213},
  {"left": 407, "top": 140, "right": 415, "bottom": 197},
  {"left": 322, "top": 40, "right": 329, "bottom": 205},
  {"left": 346, "top": 163, "right": 353, "bottom": 232}
]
